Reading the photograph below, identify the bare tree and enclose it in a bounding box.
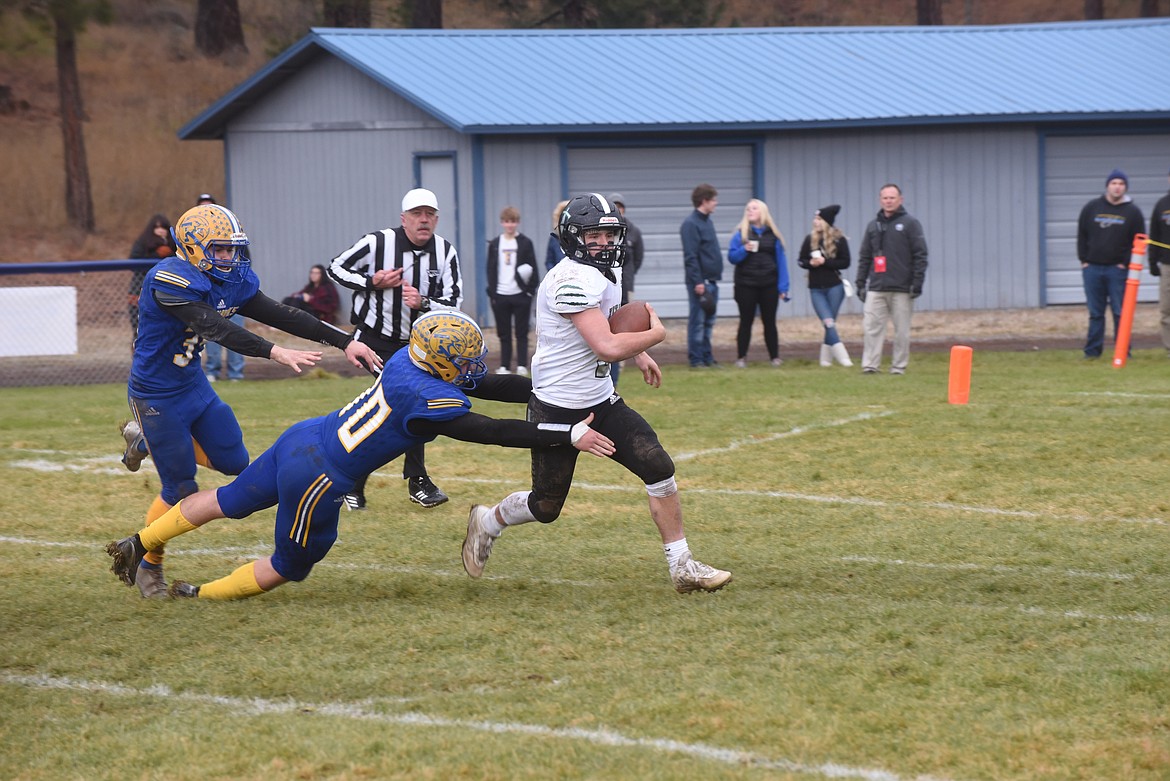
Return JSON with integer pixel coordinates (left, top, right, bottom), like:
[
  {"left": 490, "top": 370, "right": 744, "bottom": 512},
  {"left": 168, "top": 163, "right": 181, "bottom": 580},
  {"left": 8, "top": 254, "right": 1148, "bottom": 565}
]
[
  {"left": 196, "top": 0, "right": 247, "bottom": 57},
  {"left": 324, "top": 0, "right": 371, "bottom": 27},
  {"left": 1084, "top": 0, "right": 1104, "bottom": 19},
  {"left": 14, "top": 0, "right": 111, "bottom": 232},
  {"left": 917, "top": 0, "right": 942, "bottom": 25},
  {"left": 53, "top": 3, "right": 93, "bottom": 231}
]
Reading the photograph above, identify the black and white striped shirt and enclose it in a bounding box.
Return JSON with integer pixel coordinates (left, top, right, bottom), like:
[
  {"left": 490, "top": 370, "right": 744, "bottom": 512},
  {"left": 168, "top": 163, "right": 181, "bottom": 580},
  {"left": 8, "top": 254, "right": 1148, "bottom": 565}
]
[{"left": 327, "top": 226, "right": 463, "bottom": 343}]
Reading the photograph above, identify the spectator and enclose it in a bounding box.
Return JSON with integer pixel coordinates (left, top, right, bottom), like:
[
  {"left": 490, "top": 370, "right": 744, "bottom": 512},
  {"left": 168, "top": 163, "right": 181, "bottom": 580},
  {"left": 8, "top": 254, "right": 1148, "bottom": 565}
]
[
  {"left": 1076, "top": 169, "right": 1145, "bottom": 359},
  {"left": 197, "top": 193, "right": 216, "bottom": 205},
  {"left": 855, "top": 184, "right": 929, "bottom": 375},
  {"left": 486, "top": 206, "right": 539, "bottom": 376},
  {"left": 796, "top": 204, "right": 853, "bottom": 367},
  {"left": 545, "top": 199, "right": 570, "bottom": 272},
  {"left": 680, "top": 183, "right": 724, "bottom": 368},
  {"left": 1150, "top": 166, "right": 1170, "bottom": 358},
  {"left": 282, "top": 264, "right": 340, "bottom": 324},
  {"left": 727, "top": 198, "right": 790, "bottom": 368},
  {"left": 128, "top": 213, "right": 176, "bottom": 340}
]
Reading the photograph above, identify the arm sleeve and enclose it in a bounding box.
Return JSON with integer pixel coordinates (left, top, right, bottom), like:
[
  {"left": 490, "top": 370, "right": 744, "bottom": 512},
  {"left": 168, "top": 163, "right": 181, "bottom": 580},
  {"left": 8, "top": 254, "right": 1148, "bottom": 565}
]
[
  {"left": 1076, "top": 204, "right": 1092, "bottom": 263},
  {"left": 727, "top": 230, "right": 747, "bottom": 264},
  {"left": 157, "top": 293, "right": 275, "bottom": 358},
  {"left": 238, "top": 291, "right": 354, "bottom": 351},
  {"left": 681, "top": 220, "right": 701, "bottom": 286},
  {"left": 485, "top": 237, "right": 498, "bottom": 297},
  {"left": 410, "top": 410, "right": 572, "bottom": 448},
  {"left": 827, "top": 237, "right": 851, "bottom": 270},
  {"left": 795, "top": 235, "right": 812, "bottom": 269},
  {"left": 518, "top": 235, "right": 540, "bottom": 295},
  {"left": 775, "top": 240, "right": 790, "bottom": 294},
  {"left": 631, "top": 228, "right": 644, "bottom": 273},
  {"left": 856, "top": 227, "right": 873, "bottom": 287},
  {"left": 429, "top": 240, "right": 463, "bottom": 309},
  {"left": 328, "top": 234, "right": 377, "bottom": 291},
  {"left": 910, "top": 221, "right": 929, "bottom": 289}
]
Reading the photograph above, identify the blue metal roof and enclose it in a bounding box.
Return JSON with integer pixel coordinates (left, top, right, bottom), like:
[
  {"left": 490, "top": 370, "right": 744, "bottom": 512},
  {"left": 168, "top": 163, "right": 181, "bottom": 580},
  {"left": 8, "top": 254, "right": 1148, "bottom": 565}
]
[{"left": 180, "top": 19, "right": 1170, "bottom": 138}]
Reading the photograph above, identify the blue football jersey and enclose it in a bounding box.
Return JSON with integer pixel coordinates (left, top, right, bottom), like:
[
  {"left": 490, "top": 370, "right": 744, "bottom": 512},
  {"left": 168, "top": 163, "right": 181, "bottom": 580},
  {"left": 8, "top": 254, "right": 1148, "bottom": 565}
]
[
  {"left": 129, "top": 257, "right": 261, "bottom": 396},
  {"left": 317, "top": 349, "right": 471, "bottom": 479}
]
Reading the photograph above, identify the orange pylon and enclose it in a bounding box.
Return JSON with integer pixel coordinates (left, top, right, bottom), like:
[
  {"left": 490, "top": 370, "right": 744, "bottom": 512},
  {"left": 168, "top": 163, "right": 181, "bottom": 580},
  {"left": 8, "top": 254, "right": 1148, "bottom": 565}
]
[{"left": 1112, "top": 234, "right": 1148, "bottom": 369}]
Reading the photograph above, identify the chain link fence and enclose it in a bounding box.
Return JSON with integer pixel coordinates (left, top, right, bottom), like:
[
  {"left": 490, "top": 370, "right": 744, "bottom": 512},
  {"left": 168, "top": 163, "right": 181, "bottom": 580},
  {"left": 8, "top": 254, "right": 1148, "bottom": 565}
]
[{"left": 0, "top": 260, "right": 153, "bottom": 388}]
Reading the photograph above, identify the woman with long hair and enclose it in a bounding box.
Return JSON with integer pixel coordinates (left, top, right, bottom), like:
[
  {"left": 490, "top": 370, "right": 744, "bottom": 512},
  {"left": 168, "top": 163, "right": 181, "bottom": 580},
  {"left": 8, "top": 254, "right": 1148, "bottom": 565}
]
[
  {"left": 282, "top": 264, "right": 340, "bottom": 324},
  {"left": 727, "top": 198, "right": 789, "bottom": 367},
  {"left": 796, "top": 205, "right": 853, "bottom": 366}
]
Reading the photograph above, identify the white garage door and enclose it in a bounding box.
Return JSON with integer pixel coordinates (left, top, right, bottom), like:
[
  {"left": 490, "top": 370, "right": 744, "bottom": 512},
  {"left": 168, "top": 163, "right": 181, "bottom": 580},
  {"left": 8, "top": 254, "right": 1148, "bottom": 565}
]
[
  {"left": 567, "top": 145, "right": 755, "bottom": 318},
  {"left": 1044, "top": 134, "right": 1167, "bottom": 305}
]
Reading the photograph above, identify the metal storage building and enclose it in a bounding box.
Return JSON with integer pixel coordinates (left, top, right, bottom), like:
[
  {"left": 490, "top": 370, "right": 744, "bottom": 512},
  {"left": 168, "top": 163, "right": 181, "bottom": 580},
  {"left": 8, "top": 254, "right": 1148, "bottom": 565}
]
[{"left": 179, "top": 20, "right": 1170, "bottom": 323}]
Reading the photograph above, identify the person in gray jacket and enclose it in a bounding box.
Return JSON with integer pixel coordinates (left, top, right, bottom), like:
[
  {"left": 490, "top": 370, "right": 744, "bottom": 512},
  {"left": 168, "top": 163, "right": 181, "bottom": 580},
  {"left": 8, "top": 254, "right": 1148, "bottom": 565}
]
[
  {"left": 855, "top": 183, "right": 928, "bottom": 374},
  {"left": 680, "top": 183, "right": 725, "bottom": 368}
]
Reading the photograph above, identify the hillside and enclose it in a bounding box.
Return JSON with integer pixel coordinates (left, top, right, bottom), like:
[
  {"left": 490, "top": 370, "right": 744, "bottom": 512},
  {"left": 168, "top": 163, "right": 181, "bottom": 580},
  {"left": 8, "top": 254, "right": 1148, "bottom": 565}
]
[{"left": 0, "top": 0, "right": 1147, "bottom": 264}]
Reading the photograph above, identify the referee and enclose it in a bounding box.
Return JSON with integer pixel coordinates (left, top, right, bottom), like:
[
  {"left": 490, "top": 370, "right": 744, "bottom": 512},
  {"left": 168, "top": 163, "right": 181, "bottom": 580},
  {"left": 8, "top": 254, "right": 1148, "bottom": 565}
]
[{"left": 328, "top": 188, "right": 530, "bottom": 511}]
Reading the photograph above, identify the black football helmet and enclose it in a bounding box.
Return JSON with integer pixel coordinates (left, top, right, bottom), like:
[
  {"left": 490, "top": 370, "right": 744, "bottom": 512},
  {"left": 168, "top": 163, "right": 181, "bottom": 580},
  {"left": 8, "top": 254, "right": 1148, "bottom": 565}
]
[{"left": 558, "top": 193, "right": 627, "bottom": 270}]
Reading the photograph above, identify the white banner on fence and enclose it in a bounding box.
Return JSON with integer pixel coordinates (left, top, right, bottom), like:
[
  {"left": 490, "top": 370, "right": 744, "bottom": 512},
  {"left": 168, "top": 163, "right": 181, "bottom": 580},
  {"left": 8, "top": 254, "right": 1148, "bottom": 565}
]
[{"left": 0, "top": 286, "right": 78, "bottom": 357}]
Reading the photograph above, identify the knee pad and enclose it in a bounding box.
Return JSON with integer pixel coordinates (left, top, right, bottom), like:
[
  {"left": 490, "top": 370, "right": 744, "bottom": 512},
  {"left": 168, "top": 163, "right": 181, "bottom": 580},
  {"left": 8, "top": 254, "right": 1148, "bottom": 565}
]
[
  {"left": 216, "top": 448, "right": 249, "bottom": 476},
  {"left": 529, "top": 493, "right": 565, "bottom": 524},
  {"left": 637, "top": 446, "right": 675, "bottom": 487},
  {"left": 645, "top": 475, "right": 678, "bottom": 498}
]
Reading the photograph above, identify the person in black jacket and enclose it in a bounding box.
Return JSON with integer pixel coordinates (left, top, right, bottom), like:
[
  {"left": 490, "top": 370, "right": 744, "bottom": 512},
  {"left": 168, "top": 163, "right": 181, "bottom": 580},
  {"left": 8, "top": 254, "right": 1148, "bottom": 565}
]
[
  {"left": 486, "top": 205, "right": 539, "bottom": 375},
  {"left": 1149, "top": 167, "right": 1170, "bottom": 358},
  {"left": 797, "top": 204, "right": 853, "bottom": 367},
  {"left": 1077, "top": 169, "right": 1146, "bottom": 359},
  {"left": 727, "top": 198, "right": 789, "bottom": 367},
  {"left": 856, "top": 184, "right": 929, "bottom": 375}
]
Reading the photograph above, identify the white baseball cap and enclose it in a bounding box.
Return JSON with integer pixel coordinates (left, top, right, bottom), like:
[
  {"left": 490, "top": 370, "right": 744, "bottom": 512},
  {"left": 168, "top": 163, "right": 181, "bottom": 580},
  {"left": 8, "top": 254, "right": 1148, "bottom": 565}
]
[{"left": 402, "top": 188, "right": 439, "bottom": 212}]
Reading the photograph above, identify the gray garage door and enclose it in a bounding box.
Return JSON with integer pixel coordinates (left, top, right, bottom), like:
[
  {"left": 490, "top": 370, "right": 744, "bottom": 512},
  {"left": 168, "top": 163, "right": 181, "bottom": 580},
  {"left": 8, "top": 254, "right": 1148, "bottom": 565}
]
[
  {"left": 1044, "top": 134, "right": 1167, "bottom": 305},
  {"left": 567, "top": 144, "right": 755, "bottom": 318}
]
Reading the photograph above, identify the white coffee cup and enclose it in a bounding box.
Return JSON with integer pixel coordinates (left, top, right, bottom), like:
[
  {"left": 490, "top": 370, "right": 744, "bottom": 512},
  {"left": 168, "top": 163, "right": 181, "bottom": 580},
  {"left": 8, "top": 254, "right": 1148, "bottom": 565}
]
[
  {"left": 811, "top": 250, "right": 823, "bottom": 259},
  {"left": 746, "top": 240, "right": 760, "bottom": 253}
]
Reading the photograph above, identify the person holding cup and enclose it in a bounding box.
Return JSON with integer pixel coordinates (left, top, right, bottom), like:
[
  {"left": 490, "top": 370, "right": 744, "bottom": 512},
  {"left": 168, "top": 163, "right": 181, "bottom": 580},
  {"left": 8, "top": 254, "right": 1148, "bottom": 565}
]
[
  {"left": 797, "top": 204, "right": 853, "bottom": 367},
  {"left": 728, "top": 198, "right": 790, "bottom": 368}
]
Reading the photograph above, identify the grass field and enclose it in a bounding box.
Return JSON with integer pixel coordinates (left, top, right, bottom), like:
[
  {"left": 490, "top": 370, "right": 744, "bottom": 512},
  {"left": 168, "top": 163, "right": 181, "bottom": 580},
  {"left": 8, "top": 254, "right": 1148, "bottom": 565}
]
[{"left": 3, "top": 347, "right": 1169, "bottom": 781}]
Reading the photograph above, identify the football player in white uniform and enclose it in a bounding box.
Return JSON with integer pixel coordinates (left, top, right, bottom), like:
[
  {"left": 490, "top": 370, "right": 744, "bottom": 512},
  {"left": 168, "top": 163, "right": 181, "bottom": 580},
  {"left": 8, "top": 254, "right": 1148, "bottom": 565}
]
[{"left": 462, "top": 193, "right": 732, "bottom": 593}]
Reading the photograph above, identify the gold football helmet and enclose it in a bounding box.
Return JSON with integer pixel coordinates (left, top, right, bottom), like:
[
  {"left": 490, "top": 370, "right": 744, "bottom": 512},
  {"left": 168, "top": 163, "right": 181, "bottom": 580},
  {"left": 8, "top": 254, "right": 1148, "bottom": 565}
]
[
  {"left": 408, "top": 310, "right": 488, "bottom": 388},
  {"left": 171, "top": 204, "right": 251, "bottom": 283}
]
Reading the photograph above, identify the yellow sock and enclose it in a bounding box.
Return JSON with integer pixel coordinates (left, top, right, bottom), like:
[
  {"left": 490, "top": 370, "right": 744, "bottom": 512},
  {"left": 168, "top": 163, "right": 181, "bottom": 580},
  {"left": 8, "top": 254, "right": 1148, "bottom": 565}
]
[
  {"left": 143, "top": 495, "right": 171, "bottom": 566},
  {"left": 192, "top": 438, "right": 213, "bottom": 469},
  {"left": 139, "top": 501, "right": 197, "bottom": 551},
  {"left": 197, "top": 561, "right": 266, "bottom": 601}
]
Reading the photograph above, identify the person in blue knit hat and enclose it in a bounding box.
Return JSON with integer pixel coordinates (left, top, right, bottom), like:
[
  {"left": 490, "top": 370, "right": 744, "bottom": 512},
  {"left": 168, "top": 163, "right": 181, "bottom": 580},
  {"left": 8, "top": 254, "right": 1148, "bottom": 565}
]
[{"left": 1075, "top": 169, "right": 1145, "bottom": 359}]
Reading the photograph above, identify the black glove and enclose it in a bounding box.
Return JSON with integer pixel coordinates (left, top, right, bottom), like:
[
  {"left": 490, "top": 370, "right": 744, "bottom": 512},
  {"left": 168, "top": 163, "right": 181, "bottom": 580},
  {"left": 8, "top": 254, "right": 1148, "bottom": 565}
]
[
  {"left": 911, "top": 287, "right": 922, "bottom": 299},
  {"left": 1150, "top": 262, "right": 1161, "bottom": 277},
  {"left": 857, "top": 288, "right": 866, "bottom": 303}
]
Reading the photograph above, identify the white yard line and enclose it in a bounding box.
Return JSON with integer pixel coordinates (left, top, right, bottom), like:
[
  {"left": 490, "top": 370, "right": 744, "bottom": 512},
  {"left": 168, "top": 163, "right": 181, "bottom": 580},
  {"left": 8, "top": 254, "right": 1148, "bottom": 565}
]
[
  {"left": 0, "top": 671, "right": 955, "bottom": 781},
  {"left": 673, "top": 411, "right": 894, "bottom": 463}
]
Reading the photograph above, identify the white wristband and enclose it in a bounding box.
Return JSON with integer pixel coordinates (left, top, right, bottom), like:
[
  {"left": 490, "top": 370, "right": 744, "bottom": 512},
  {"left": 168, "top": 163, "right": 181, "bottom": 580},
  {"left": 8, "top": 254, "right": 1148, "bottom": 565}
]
[{"left": 570, "top": 420, "right": 589, "bottom": 445}]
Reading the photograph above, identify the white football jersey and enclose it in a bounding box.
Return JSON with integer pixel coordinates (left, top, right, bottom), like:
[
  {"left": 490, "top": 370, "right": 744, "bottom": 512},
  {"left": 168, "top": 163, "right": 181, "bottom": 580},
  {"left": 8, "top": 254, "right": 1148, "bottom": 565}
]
[{"left": 531, "top": 258, "right": 623, "bottom": 408}]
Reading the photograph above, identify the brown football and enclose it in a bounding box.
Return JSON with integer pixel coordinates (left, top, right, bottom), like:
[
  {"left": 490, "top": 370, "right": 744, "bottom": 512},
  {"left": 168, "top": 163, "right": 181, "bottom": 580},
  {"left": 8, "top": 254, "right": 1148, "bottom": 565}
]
[{"left": 609, "top": 300, "right": 651, "bottom": 333}]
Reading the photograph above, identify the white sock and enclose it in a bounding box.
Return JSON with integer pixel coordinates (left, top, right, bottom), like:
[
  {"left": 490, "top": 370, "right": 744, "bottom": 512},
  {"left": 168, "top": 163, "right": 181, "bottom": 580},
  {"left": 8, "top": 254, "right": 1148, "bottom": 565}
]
[
  {"left": 497, "top": 491, "right": 537, "bottom": 531},
  {"left": 663, "top": 537, "right": 689, "bottom": 571}
]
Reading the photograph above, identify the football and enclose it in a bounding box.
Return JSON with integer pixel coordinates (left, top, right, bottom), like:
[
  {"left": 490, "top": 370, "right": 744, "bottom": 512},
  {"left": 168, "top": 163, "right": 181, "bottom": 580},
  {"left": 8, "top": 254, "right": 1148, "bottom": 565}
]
[{"left": 609, "top": 300, "right": 651, "bottom": 333}]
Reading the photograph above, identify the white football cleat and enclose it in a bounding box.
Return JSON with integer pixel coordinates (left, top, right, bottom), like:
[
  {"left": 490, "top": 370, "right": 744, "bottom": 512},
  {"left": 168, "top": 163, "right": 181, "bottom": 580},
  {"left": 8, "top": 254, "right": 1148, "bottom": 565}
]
[
  {"left": 462, "top": 504, "right": 496, "bottom": 578},
  {"left": 119, "top": 419, "right": 148, "bottom": 472},
  {"left": 671, "top": 552, "right": 732, "bottom": 594}
]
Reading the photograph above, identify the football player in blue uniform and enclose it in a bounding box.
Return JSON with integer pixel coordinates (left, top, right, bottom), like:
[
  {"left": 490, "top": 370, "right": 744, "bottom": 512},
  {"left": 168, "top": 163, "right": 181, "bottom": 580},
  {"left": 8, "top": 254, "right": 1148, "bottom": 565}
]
[
  {"left": 119, "top": 203, "right": 381, "bottom": 597},
  {"left": 106, "top": 310, "right": 613, "bottom": 601}
]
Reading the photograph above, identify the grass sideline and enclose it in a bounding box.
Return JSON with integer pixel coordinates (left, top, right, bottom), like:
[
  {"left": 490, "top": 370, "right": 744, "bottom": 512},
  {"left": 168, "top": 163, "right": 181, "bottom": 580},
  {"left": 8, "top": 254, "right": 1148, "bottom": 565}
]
[{"left": 2, "top": 349, "right": 1169, "bottom": 781}]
